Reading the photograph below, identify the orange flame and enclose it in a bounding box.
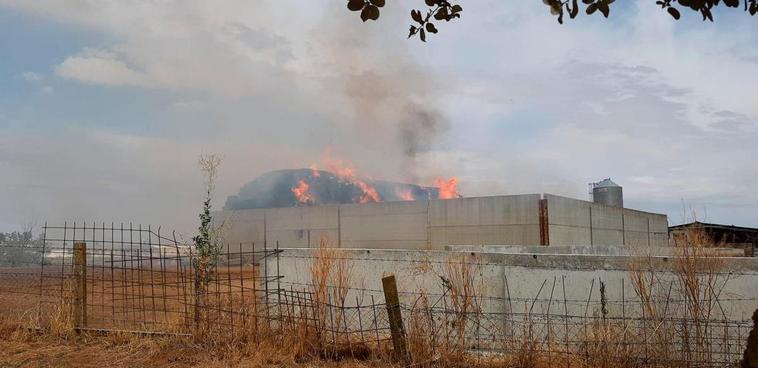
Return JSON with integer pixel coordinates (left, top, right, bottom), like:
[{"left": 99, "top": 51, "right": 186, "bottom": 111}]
[
  {"left": 291, "top": 179, "right": 314, "bottom": 205},
  {"left": 395, "top": 187, "right": 415, "bottom": 201},
  {"left": 434, "top": 177, "right": 461, "bottom": 199},
  {"left": 322, "top": 156, "right": 382, "bottom": 203}
]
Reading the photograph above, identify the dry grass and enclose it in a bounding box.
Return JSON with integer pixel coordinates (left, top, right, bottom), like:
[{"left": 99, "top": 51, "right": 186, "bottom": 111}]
[
  {"left": 0, "top": 224, "right": 746, "bottom": 368},
  {"left": 627, "top": 222, "right": 732, "bottom": 367}
]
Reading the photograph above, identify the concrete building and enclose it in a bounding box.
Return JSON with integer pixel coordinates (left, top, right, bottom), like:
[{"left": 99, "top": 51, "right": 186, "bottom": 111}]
[{"left": 214, "top": 193, "right": 668, "bottom": 250}]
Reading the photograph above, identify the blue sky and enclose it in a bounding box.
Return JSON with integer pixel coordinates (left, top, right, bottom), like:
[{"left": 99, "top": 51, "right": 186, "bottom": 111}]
[{"left": 1, "top": 1, "right": 757, "bottom": 234}]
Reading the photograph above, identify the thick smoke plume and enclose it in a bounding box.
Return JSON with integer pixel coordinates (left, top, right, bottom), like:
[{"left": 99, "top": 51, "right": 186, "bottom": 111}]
[
  {"left": 398, "top": 107, "right": 449, "bottom": 182},
  {"left": 321, "top": 10, "right": 451, "bottom": 185}
]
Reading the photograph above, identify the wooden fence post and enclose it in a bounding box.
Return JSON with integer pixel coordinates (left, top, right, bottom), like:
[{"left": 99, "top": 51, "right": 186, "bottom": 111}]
[
  {"left": 73, "top": 242, "right": 87, "bottom": 330},
  {"left": 382, "top": 274, "right": 409, "bottom": 362},
  {"left": 743, "top": 308, "right": 758, "bottom": 368}
]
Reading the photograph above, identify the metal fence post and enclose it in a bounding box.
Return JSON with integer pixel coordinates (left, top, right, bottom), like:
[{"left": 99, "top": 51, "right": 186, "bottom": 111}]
[
  {"left": 73, "top": 242, "right": 87, "bottom": 330},
  {"left": 382, "top": 274, "right": 409, "bottom": 362}
]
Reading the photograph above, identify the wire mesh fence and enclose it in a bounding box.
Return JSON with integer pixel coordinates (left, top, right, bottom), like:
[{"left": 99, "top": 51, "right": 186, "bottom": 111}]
[
  {"left": 1, "top": 222, "right": 756, "bottom": 367},
  {"left": 269, "top": 249, "right": 757, "bottom": 367},
  {"left": 0, "top": 223, "right": 392, "bottom": 347}
]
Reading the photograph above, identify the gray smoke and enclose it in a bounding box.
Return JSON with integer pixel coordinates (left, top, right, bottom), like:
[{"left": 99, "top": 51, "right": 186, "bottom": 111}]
[
  {"left": 398, "top": 107, "right": 449, "bottom": 182},
  {"left": 321, "top": 11, "right": 451, "bottom": 184}
]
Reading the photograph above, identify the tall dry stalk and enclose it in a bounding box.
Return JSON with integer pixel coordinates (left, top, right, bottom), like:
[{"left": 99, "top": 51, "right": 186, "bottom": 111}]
[
  {"left": 441, "top": 253, "right": 482, "bottom": 353},
  {"left": 308, "top": 236, "right": 353, "bottom": 355},
  {"left": 406, "top": 292, "right": 440, "bottom": 366},
  {"left": 628, "top": 222, "right": 729, "bottom": 366},
  {"left": 671, "top": 222, "right": 727, "bottom": 364}
]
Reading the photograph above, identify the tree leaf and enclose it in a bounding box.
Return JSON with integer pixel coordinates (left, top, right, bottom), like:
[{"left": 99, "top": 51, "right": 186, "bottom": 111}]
[
  {"left": 411, "top": 9, "right": 424, "bottom": 23},
  {"left": 550, "top": 2, "right": 561, "bottom": 15},
  {"left": 435, "top": 7, "right": 448, "bottom": 20},
  {"left": 370, "top": 0, "right": 385, "bottom": 7},
  {"left": 723, "top": 0, "right": 739, "bottom": 7},
  {"left": 586, "top": 3, "right": 598, "bottom": 14},
  {"left": 598, "top": 1, "right": 610, "bottom": 17},
  {"left": 420, "top": 28, "right": 426, "bottom": 42},
  {"left": 425, "top": 0, "right": 437, "bottom": 6},
  {"left": 347, "top": 0, "right": 365, "bottom": 12},
  {"left": 667, "top": 7, "right": 681, "bottom": 19},
  {"left": 361, "top": 5, "right": 380, "bottom": 21},
  {"left": 452, "top": 5, "right": 463, "bottom": 13},
  {"left": 570, "top": 0, "right": 579, "bottom": 18},
  {"left": 702, "top": 7, "right": 713, "bottom": 21},
  {"left": 408, "top": 25, "right": 418, "bottom": 38},
  {"left": 426, "top": 22, "right": 438, "bottom": 33}
]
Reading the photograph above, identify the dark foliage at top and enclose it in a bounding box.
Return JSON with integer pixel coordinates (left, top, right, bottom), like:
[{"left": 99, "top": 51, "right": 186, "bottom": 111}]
[{"left": 345, "top": 0, "right": 757, "bottom": 42}]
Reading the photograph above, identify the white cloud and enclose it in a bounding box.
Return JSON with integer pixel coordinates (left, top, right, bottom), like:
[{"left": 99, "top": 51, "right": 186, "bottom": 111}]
[
  {"left": 21, "top": 71, "right": 43, "bottom": 82},
  {"left": 1, "top": 1, "right": 758, "bottom": 228},
  {"left": 56, "top": 48, "right": 151, "bottom": 87}
]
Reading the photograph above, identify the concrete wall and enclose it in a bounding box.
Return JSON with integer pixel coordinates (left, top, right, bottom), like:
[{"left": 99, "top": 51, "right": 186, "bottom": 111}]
[
  {"left": 428, "top": 194, "right": 542, "bottom": 247},
  {"left": 545, "top": 194, "right": 668, "bottom": 247},
  {"left": 216, "top": 193, "right": 668, "bottom": 250},
  {"left": 340, "top": 201, "right": 428, "bottom": 249},
  {"left": 216, "top": 194, "right": 544, "bottom": 250},
  {"left": 267, "top": 248, "right": 758, "bottom": 321},
  {"left": 448, "top": 244, "right": 746, "bottom": 257},
  {"left": 265, "top": 247, "right": 755, "bottom": 360}
]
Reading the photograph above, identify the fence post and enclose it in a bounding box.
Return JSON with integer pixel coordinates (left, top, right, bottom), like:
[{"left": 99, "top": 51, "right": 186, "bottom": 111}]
[
  {"left": 743, "top": 308, "right": 758, "bottom": 368},
  {"left": 382, "top": 274, "right": 409, "bottom": 362},
  {"left": 73, "top": 242, "right": 87, "bottom": 330}
]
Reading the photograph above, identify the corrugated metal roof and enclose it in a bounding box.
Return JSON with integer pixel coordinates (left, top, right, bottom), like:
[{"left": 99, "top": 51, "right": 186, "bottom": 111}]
[{"left": 669, "top": 221, "right": 758, "bottom": 233}]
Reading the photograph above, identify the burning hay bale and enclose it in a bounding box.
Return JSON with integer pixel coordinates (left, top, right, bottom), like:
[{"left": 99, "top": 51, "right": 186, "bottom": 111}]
[{"left": 224, "top": 168, "right": 461, "bottom": 210}]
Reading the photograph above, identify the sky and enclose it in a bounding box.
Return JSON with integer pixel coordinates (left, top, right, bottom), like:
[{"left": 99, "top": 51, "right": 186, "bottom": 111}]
[{"left": 1, "top": 1, "right": 757, "bottom": 236}]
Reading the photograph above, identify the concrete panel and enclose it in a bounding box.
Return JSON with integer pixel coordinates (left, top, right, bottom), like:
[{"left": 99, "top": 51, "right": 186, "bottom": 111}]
[
  {"left": 428, "top": 195, "right": 541, "bottom": 248},
  {"left": 591, "top": 229, "right": 624, "bottom": 245},
  {"left": 265, "top": 205, "right": 339, "bottom": 230},
  {"left": 622, "top": 209, "right": 652, "bottom": 247},
  {"left": 428, "top": 195, "right": 541, "bottom": 227},
  {"left": 546, "top": 195, "right": 592, "bottom": 245},
  {"left": 549, "top": 224, "right": 592, "bottom": 245},
  {"left": 589, "top": 204, "right": 624, "bottom": 245},
  {"left": 339, "top": 201, "right": 429, "bottom": 249},
  {"left": 264, "top": 206, "right": 339, "bottom": 248},
  {"left": 213, "top": 209, "right": 265, "bottom": 251},
  {"left": 340, "top": 239, "right": 429, "bottom": 249},
  {"left": 546, "top": 195, "right": 591, "bottom": 228},
  {"left": 448, "top": 244, "right": 746, "bottom": 257},
  {"left": 431, "top": 224, "right": 541, "bottom": 247},
  {"left": 651, "top": 232, "right": 669, "bottom": 247},
  {"left": 622, "top": 210, "right": 649, "bottom": 232}
]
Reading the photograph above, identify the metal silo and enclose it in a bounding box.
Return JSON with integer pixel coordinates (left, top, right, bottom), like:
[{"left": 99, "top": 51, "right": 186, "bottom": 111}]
[{"left": 592, "top": 178, "right": 623, "bottom": 207}]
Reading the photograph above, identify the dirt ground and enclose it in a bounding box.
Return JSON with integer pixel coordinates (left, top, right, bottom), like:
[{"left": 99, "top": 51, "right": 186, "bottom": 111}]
[
  {"left": 0, "top": 268, "right": 393, "bottom": 368},
  {"left": 0, "top": 332, "right": 393, "bottom": 368}
]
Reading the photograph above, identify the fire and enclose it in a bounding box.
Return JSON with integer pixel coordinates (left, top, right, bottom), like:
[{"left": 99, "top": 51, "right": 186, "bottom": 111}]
[
  {"left": 321, "top": 155, "right": 382, "bottom": 203},
  {"left": 291, "top": 179, "right": 314, "bottom": 204},
  {"left": 434, "top": 177, "right": 461, "bottom": 199},
  {"left": 395, "top": 187, "right": 415, "bottom": 201}
]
